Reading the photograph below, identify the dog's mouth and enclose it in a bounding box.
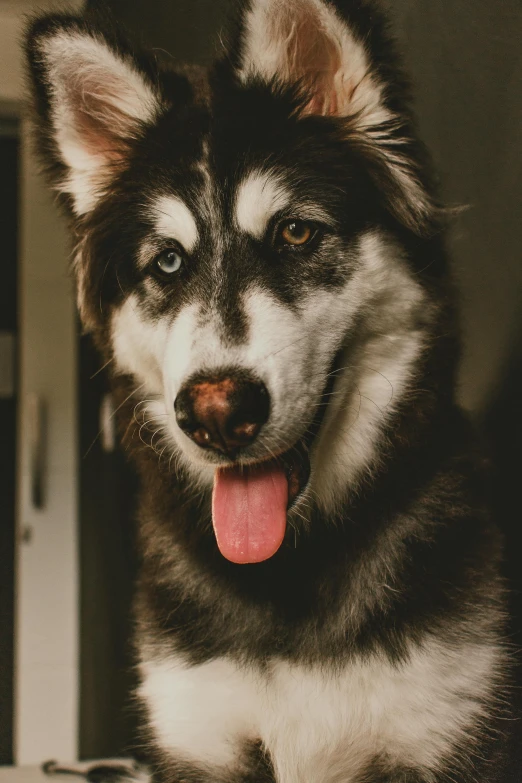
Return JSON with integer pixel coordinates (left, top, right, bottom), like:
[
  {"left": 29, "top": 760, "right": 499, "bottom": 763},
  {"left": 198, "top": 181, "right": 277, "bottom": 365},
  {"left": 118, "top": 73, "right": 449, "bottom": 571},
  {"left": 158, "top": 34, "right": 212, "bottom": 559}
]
[
  {"left": 212, "top": 440, "right": 311, "bottom": 565},
  {"left": 208, "top": 347, "right": 343, "bottom": 565}
]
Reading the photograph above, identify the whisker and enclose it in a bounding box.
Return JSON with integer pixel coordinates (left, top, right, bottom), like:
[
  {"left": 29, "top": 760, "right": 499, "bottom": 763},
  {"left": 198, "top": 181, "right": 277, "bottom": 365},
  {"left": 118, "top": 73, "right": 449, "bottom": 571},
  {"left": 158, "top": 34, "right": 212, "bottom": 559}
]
[
  {"left": 98, "top": 257, "right": 112, "bottom": 316},
  {"left": 261, "top": 334, "right": 309, "bottom": 360},
  {"left": 90, "top": 355, "right": 114, "bottom": 379},
  {"left": 359, "top": 394, "right": 385, "bottom": 417}
]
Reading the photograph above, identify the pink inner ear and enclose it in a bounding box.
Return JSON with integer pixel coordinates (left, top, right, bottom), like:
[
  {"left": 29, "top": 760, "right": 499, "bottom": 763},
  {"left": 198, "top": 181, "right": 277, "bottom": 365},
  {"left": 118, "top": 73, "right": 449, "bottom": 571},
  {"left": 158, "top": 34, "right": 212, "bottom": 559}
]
[
  {"left": 270, "top": 4, "right": 342, "bottom": 117},
  {"left": 65, "top": 73, "right": 134, "bottom": 163}
]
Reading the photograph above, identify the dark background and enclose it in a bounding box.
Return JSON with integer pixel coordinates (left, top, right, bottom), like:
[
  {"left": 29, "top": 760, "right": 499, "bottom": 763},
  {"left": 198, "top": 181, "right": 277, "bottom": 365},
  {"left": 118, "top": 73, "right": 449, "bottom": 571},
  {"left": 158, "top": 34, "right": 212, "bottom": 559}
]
[{"left": 73, "top": 0, "right": 521, "bottom": 763}]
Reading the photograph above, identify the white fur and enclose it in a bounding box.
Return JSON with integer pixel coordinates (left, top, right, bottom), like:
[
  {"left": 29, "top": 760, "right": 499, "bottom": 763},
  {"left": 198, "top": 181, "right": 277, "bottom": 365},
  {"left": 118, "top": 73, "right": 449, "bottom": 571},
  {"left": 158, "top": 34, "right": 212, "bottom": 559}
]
[
  {"left": 149, "top": 196, "right": 199, "bottom": 253},
  {"left": 310, "top": 231, "right": 426, "bottom": 511},
  {"left": 235, "top": 168, "right": 334, "bottom": 238},
  {"left": 111, "top": 294, "right": 168, "bottom": 396},
  {"left": 235, "top": 170, "right": 291, "bottom": 237},
  {"left": 73, "top": 236, "right": 92, "bottom": 328},
  {"left": 140, "top": 657, "right": 258, "bottom": 767},
  {"left": 139, "top": 636, "right": 501, "bottom": 781},
  {"left": 39, "top": 31, "right": 162, "bottom": 214}
]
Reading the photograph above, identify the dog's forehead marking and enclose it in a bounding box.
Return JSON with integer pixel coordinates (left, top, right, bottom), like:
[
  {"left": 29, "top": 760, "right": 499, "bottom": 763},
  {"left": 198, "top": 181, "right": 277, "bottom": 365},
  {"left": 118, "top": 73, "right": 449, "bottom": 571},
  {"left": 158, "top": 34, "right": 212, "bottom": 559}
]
[
  {"left": 150, "top": 196, "right": 199, "bottom": 252},
  {"left": 235, "top": 170, "right": 291, "bottom": 238}
]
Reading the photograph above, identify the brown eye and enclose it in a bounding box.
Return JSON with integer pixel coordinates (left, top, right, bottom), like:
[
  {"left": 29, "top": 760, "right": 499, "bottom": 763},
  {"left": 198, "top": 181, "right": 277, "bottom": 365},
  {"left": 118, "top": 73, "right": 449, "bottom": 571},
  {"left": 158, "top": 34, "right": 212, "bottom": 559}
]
[{"left": 279, "top": 220, "right": 314, "bottom": 247}]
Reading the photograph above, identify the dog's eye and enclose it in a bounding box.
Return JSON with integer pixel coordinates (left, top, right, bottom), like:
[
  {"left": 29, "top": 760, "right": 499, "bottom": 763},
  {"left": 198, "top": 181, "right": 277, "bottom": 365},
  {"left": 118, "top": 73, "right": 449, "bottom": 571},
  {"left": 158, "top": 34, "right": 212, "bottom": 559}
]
[
  {"left": 154, "top": 248, "right": 184, "bottom": 277},
  {"left": 277, "top": 220, "right": 315, "bottom": 248}
]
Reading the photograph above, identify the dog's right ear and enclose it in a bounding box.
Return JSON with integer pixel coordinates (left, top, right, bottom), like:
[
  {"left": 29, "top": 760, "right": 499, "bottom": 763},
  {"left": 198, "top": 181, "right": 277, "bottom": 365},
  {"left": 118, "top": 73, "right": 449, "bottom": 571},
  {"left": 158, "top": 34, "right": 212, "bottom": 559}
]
[{"left": 26, "top": 15, "right": 165, "bottom": 217}]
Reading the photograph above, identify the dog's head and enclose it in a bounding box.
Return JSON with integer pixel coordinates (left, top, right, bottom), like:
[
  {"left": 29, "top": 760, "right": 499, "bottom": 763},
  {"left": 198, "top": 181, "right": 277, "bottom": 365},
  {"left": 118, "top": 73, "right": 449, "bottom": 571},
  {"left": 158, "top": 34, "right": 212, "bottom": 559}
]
[{"left": 27, "top": 0, "right": 444, "bottom": 563}]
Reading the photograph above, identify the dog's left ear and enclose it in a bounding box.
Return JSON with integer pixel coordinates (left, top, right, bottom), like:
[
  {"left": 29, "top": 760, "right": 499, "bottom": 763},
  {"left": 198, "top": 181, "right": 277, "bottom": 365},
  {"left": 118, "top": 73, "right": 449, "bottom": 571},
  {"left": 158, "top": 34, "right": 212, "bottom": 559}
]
[
  {"left": 234, "top": 0, "right": 434, "bottom": 233},
  {"left": 26, "top": 15, "right": 166, "bottom": 217}
]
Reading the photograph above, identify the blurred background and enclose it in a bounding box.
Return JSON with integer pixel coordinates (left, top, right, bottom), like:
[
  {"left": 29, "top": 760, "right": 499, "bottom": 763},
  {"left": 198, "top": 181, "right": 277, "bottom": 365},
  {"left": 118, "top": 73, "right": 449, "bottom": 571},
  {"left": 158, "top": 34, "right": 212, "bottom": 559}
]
[{"left": 0, "top": 0, "right": 521, "bottom": 768}]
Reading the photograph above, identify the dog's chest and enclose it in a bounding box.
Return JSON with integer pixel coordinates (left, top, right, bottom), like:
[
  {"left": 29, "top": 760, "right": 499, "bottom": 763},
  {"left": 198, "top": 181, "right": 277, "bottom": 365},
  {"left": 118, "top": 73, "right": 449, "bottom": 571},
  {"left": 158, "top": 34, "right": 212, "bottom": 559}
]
[{"left": 139, "top": 640, "right": 496, "bottom": 782}]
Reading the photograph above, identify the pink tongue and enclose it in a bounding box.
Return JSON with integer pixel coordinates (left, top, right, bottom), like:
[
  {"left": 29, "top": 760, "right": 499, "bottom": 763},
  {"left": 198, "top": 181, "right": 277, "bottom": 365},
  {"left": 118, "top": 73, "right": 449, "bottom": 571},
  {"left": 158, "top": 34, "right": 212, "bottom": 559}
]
[{"left": 212, "top": 463, "right": 288, "bottom": 564}]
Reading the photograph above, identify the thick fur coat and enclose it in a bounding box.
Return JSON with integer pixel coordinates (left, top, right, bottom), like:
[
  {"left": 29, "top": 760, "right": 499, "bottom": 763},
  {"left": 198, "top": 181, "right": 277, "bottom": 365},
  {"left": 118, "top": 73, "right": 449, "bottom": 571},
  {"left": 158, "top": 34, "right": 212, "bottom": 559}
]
[{"left": 26, "top": 1, "right": 515, "bottom": 781}]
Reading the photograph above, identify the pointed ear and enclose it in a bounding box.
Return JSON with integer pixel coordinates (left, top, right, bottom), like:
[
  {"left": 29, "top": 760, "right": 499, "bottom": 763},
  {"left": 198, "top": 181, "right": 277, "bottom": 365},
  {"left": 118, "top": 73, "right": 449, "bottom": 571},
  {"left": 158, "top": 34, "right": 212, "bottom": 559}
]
[
  {"left": 235, "top": 0, "right": 434, "bottom": 233},
  {"left": 26, "top": 15, "right": 165, "bottom": 216},
  {"left": 237, "top": 0, "right": 390, "bottom": 125}
]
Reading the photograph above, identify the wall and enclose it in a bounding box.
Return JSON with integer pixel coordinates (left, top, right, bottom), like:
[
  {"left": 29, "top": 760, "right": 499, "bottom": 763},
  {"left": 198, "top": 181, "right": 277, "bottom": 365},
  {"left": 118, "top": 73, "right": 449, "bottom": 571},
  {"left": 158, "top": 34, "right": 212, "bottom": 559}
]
[{"left": 385, "top": 0, "right": 522, "bottom": 413}]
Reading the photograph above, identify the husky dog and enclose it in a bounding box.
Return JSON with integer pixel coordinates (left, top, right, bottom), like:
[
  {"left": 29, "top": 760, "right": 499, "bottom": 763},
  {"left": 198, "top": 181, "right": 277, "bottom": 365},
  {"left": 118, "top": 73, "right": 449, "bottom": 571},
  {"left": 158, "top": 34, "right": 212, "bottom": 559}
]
[{"left": 26, "top": 1, "right": 515, "bottom": 781}]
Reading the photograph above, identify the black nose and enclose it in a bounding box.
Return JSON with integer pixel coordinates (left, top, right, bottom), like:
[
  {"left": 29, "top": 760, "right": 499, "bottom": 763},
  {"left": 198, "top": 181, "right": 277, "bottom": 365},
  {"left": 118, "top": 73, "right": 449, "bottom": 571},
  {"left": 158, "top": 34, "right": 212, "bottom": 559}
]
[{"left": 174, "top": 371, "right": 270, "bottom": 458}]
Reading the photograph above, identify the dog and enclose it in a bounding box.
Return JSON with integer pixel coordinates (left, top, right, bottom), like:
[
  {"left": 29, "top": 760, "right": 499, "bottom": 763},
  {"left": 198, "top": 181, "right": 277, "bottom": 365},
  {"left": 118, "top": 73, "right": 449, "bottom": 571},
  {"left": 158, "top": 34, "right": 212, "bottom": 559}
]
[{"left": 26, "top": 1, "right": 516, "bottom": 781}]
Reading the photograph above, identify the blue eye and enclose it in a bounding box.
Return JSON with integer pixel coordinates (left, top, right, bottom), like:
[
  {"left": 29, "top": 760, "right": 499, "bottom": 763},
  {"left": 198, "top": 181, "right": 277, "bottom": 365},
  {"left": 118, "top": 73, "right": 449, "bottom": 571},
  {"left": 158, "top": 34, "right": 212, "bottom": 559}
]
[{"left": 155, "top": 248, "right": 183, "bottom": 276}]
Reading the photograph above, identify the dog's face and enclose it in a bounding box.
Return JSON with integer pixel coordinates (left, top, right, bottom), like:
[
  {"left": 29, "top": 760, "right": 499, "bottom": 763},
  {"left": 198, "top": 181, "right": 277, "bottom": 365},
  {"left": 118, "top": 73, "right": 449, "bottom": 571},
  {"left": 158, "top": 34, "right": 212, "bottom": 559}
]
[{"left": 28, "top": 0, "right": 437, "bottom": 563}]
